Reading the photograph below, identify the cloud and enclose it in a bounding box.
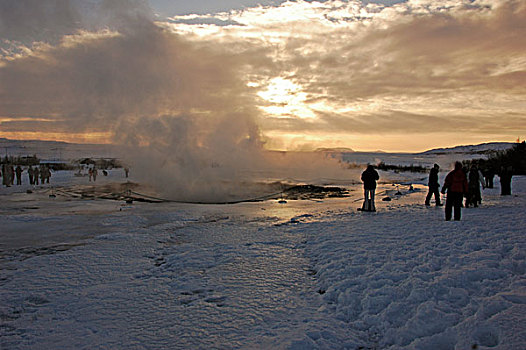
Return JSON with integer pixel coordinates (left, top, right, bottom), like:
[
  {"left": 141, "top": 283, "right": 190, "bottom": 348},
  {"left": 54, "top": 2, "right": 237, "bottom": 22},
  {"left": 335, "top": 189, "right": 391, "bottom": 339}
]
[
  {"left": 0, "top": 0, "right": 153, "bottom": 57},
  {"left": 0, "top": 0, "right": 80, "bottom": 46},
  {"left": 0, "top": 21, "right": 262, "bottom": 133},
  {"left": 1, "top": 0, "right": 525, "bottom": 156},
  {"left": 1, "top": 0, "right": 358, "bottom": 202},
  {"left": 162, "top": 0, "right": 526, "bottom": 149},
  {"left": 166, "top": 15, "right": 242, "bottom": 27},
  {"left": 0, "top": 1, "right": 270, "bottom": 200},
  {"left": 260, "top": 109, "right": 478, "bottom": 134}
]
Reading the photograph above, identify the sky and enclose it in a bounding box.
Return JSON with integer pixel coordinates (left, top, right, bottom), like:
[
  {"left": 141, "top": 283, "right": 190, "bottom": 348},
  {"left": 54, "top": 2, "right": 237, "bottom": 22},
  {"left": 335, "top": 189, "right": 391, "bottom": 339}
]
[{"left": 0, "top": 0, "right": 525, "bottom": 152}]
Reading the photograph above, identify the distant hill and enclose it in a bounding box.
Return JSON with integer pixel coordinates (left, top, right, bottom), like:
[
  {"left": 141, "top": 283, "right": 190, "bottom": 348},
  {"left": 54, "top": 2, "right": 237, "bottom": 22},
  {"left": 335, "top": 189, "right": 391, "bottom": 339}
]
[
  {"left": 0, "top": 138, "right": 121, "bottom": 160},
  {"left": 315, "top": 147, "right": 355, "bottom": 153},
  {"left": 420, "top": 142, "right": 515, "bottom": 155},
  {"left": 0, "top": 138, "right": 517, "bottom": 160}
]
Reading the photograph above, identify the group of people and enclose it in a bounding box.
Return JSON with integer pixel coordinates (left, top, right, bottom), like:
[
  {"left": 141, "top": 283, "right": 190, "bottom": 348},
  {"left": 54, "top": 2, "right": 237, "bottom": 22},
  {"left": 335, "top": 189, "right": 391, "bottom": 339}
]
[
  {"left": 75, "top": 165, "right": 128, "bottom": 181},
  {"left": 430, "top": 162, "right": 513, "bottom": 221},
  {"left": 1, "top": 164, "right": 12, "bottom": 186},
  {"left": 1, "top": 164, "right": 17, "bottom": 187},
  {"left": 1, "top": 164, "right": 51, "bottom": 187},
  {"left": 29, "top": 165, "right": 51, "bottom": 185},
  {"left": 360, "top": 161, "right": 514, "bottom": 221}
]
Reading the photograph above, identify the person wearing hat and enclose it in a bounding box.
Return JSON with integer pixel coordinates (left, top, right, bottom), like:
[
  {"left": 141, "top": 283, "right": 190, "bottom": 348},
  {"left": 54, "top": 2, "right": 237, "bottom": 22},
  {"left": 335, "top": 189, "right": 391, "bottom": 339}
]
[
  {"left": 425, "top": 163, "right": 442, "bottom": 206},
  {"left": 360, "top": 164, "right": 380, "bottom": 212}
]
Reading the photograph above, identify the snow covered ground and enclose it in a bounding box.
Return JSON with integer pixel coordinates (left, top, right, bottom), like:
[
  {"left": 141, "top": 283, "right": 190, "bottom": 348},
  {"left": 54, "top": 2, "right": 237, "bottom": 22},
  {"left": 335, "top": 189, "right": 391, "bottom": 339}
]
[{"left": 1, "top": 167, "right": 525, "bottom": 349}]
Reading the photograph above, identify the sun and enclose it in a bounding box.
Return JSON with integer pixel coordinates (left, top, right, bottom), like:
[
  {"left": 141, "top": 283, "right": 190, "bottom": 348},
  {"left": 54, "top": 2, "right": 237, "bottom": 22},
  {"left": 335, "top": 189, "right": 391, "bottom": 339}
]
[
  {"left": 256, "top": 77, "right": 316, "bottom": 119},
  {"left": 257, "top": 77, "right": 301, "bottom": 104}
]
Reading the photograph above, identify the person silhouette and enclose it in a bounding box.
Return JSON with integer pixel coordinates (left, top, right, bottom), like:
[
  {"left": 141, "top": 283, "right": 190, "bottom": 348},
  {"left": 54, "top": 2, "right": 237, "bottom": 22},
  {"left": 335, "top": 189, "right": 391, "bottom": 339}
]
[
  {"left": 360, "top": 164, "right": 379, "bottom": 212},
  {"left": 28, "top": 165, "right": 34, "bottom": 185},
  {"left": 425, "top": 164, "right": 442, "bottom": 206},
  {"left": 466, "top": 164, "right": 484, "bottom": 207},
  {"left": 15, "top": 165, "right": 23, "bottom": 185},
  {"left": 499, "top": 166, "right": 513, "bottom": 196},
  {"left": 441, "top": 162, "right": 468, "bottom": 221},
  {"left": 33, "top": 167, "right": 40, "bottom": 185}
]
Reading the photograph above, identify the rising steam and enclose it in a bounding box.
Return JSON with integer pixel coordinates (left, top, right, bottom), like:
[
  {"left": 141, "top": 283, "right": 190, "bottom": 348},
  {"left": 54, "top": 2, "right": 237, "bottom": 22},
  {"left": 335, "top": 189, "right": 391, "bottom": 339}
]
[{"left": 0, "top": 0, "right": 351, "bottom": 202}]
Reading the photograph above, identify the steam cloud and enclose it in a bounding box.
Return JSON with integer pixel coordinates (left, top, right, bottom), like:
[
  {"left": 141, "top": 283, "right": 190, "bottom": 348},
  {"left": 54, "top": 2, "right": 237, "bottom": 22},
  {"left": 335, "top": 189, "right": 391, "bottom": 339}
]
[{"left": 0, "top": 0, "right": 349, "bottom": 202}]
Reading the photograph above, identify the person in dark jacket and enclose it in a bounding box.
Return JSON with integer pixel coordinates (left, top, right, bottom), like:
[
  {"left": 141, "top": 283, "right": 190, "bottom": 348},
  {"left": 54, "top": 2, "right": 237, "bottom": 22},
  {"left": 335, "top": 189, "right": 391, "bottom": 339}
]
[
  {"left": 33, "top": 166, "right": 39, "bottom": 185},
  {"left": 425, "top": 163, "right": 442, "bottom": 206},
  {"left": 360, "top": 164, "right": 380, "bottom": 212},
  {"left": 9, "top": 164, "right": 14, "bottom": 185},
  {"left": 1, "top": 164, "right": 7, "bottom": 187},
  {"left": 466, "top": 164, "right": 484, "bottom": 207},
  {"left": 441, "top": 161, "right": 468, "bottom": 221},
  {"left": 28, "top": 165, "right": 34, "bottom": 185},
  {"left": 15, "top": 165, "right": 23, "bottom": 185},
  {"left": 482, "top": 167, "right": 494, "bottom": 189},
  {"left": 499, "top": 166, "right": 513, "bottom": 196}
]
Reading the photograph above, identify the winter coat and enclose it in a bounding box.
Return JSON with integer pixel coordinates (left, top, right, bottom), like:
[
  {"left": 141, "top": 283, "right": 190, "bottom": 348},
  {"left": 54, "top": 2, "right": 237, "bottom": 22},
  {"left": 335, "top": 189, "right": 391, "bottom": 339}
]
[
  {"left": 442, "top": 169, "right": 468, "bottom": 194},
  {"left": 468, "top": 168, "right": 483, "bottom": 190},
  {"left": 361, "top": 167, "right": 379, "bottom": 190},
  {"left": 428, "top": 167, "right": 439, "bottom": 188},
  {"left": 478, "top": 170, "right": 485, "bottom": 188}
]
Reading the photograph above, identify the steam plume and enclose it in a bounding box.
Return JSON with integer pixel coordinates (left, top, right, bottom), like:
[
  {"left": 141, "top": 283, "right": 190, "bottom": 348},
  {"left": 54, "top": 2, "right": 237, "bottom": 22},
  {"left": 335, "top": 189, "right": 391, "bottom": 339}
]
[{"left": 0, "top": 0, "right": 349, "bottom": 202}]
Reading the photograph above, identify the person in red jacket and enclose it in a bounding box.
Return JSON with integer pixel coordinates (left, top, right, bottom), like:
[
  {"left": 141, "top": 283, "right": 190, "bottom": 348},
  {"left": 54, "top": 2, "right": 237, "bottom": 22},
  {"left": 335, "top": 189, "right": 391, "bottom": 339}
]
[{"left": 441, "top": 161, "right": 468, "bottom": 221}]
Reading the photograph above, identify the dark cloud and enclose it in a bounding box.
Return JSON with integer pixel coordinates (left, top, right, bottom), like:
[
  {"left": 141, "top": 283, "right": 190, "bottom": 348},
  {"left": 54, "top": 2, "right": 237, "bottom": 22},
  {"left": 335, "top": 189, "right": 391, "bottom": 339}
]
[
  {"left": 0, "top": 0, "right": 153, "bottom": 54},
  {"left": 0, "top": 24, "right": 259, "bottom": 133},
  {"left": 167, "top": 16, "right": 242, "bottom": 27},
  {"left": 0, "top": 0, "right": 80, "bottom": 45}
]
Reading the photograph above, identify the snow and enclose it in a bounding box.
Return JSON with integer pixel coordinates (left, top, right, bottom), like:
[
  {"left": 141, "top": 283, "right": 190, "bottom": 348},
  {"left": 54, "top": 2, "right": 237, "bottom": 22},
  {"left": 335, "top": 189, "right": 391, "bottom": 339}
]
[
  {"left": 1, "top": 158, "right": 525, "bottom": 349},
  {"left": 420, "top": 142, "right": 515, "bottom": 155},
  {"left": 303, "top": 179, "right": 525, "bottom": 349},
  {"left": 0, "top": 138, "right": 121, "bottom": 161}
]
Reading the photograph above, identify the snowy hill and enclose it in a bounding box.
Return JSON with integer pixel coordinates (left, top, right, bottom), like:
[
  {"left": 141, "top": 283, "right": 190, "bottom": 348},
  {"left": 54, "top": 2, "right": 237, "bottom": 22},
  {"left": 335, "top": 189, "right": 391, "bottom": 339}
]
[
  {"left": 0, "top": 138, "right": 121, "bottom": 160},
  {"left": 2, "top": 138, "right": 516, "bottom": 160},
  {"left": 420, "top": 142, "right": 515, "bottom": 155},
  {"left": 315, "top": 147, "right": 355, "bottom": 153}
]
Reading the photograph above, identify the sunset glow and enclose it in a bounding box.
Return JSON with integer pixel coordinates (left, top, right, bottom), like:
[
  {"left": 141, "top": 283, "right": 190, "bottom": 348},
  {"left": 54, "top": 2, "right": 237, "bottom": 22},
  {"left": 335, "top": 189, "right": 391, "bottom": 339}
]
[
  {"left": 1, "top": 0, "right": 525, "bottom": 152},
  {"left": 0, "top": 131, "right": 113, "bottom": 145}
]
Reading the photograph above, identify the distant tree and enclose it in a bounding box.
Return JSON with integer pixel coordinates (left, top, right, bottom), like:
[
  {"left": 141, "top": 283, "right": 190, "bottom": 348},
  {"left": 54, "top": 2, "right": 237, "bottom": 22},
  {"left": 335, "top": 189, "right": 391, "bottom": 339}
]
[
  {"left": 1, "top": 154, "right": 40, "bottom": 166},
  {"left": 376, "top": 161, "right": 428, "bottom": 173},
  {"left": 465, "top": 141, "right": 526, "bottom": 175}
]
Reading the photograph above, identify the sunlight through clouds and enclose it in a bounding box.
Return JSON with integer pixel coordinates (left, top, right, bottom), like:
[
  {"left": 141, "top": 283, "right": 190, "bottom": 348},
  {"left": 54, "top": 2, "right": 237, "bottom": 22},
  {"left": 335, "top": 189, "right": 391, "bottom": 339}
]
[
  {"left": 162, "top": 0, "right": 526, "bottom": 151},
  {"left": 257, "top": 77, "right": 316, "bottom": 119},
  {"left": 1, "top": 0, "right": 525, "bottom": 151}
]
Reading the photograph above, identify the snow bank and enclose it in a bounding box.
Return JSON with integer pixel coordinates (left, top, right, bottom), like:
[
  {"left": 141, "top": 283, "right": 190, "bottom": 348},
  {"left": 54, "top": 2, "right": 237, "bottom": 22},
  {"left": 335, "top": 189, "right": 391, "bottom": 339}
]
[{"left": 303, "top": 177, "right": 526, "bottom": 349}]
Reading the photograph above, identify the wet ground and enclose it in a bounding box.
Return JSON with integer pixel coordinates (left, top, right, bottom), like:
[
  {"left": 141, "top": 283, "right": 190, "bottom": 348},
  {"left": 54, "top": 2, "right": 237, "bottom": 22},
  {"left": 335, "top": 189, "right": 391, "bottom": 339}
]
[
  {"left": 0, "top": 175, "right": 428, "bottom": 349},
  {"left": 0, "top": 184, "right": 358, "bottom": 348}
]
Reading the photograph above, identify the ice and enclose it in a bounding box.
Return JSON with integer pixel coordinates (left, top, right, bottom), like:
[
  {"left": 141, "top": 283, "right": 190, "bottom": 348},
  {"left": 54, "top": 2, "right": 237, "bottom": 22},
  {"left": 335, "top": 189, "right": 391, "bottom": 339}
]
[{"left": 1, "top": 166, "right": 525, "bottom": 348}]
